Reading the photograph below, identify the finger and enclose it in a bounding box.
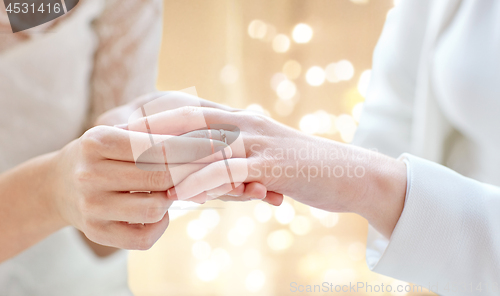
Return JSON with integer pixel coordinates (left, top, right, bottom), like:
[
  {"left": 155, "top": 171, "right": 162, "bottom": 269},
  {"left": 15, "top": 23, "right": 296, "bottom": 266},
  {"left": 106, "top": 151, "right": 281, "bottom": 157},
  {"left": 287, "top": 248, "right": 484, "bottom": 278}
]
[
  {"left": 180, "top": 129, "right": 246, "bottom": 158},
  {"left": 87, "top": 192, "right": 173, "bottom": 224},
  {"left": 206, "top": 183, "right": 245, "bottom": 199},
  {"left": 174, "top": 158, "right": 251, "bottom": 200},
  {"left": 262, "top": 191, "right": 284, "bottom": 206},
  {"left": 82, "top": 126, "right": 231, "bottom": 164},
  {"left": 93, "top": 160, "right": 206, "bottom": 192},
  {"left": 126, "top": 106, "right": 243, "bottom": 136},
  {"left": 84, "top": 212, "right": 170, "bottom": 250}
]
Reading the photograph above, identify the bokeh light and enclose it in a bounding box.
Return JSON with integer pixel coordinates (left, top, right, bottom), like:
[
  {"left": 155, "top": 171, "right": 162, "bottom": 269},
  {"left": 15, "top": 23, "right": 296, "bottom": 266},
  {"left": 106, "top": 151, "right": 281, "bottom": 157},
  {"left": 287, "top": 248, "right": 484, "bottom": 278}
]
[
  {"left": 246, "top": 103, "right": 266, "bottom": 115},
  {"left": 310, "top": 207, "right": 330, "bottom": 219},
  {"left": 325, "top": 63, "right": 340, "bottom": 83},
  {"left": 254, "top": 202, "right": 273, "bottom": 223},
  {"left": 306, "top": 66, "right": 326, "bottom": 86},
  {"left": 352, "top": 102, "right": 364, "bottom": 122},
  {"left": 248, "top": 20, "right": 268, "bottom": 39},
  {"left": 317, "top": 235, "right": 340, "bottom": 254},
  {"left": 290, "top": 215, "right": 312, "bottom": 235},
  {"left": 210, "top": 248, "right": 232, "bottom": 270},
  {"left": 242, "top": 248, "right": 262, "bottom": 268},
  {"left": 315, "top": 110, "right": 333, "bottom": 134},
  {"left": 319, "top": 213, "right": 339, "bottom": 228},
  {"left": 350, "top": 0, "right": 369, "bottom": 4},
  {"left": 358, "top": 69, "right": 372, "bottom": 97},
  {"left": 272, "top": 34, "right": 291, "bottom": 53},
  {"left": 196, "top": 260, "right": 220, "bottom": 282},
  {"left": 276, "top": 79, "right": 297, "bottom": 101},
  {"left": 299, "top": 114, "right": 320, "bottom": 134},
  {"left": 192, "top": 241, "right": 212, "bottom": 260},
  {"left": 336, "top": 114, "right": 358, "bottom": 143},
  {"left": 220, "top": 64, "right": 239, "bottom": 85},
  {"left": 198, "top": 210, "right": 220, "bottom": 230},
  {"left": 292, "top": 23, "right": 313, "bottom": 43},
  {"left": 270, "top": 72, "right": 287, "bottom": 91},
  {"left": 187, "top": 220, "right": 209, "bottom": 240},
  {"left": 245, "top": 270, "right": 266, "bottom": 292},
  {"left": 274, "top": 98, "right": 295, "bottom": 117},
  {"left": 334, "top": 59, "right": 355, "bottom": 81},
  {"left": 282, "top": 60, "right": 302, "bottom": 80},
  {"left": 274, "top": 200, "right": 296, "bottom": 224},
  {"left": 267, "top": 229, "right": 294, "bottom": 251},
  {"left": 348, "top": 242, "right": 365, "bottom": 262}
]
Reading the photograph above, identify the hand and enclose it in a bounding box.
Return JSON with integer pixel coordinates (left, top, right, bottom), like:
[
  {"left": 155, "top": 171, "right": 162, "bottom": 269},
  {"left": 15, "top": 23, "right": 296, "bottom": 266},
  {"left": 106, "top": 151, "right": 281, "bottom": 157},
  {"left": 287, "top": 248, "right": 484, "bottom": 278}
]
[
  {"left": 46, "top": 125, "right": 231, "bottom": 249},
  {"left": 104, "top": 91, "right": 283, "bottom": 205},
  {"left": 125, "top": 98, "right": 407, "bottom": 238}
]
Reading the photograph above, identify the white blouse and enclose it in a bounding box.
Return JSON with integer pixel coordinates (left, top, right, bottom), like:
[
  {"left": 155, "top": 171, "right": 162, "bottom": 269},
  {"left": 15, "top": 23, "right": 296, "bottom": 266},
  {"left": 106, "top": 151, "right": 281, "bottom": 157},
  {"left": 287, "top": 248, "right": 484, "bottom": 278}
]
[
  {"left": 354, "top": 0, "right": 500, "bottom": 294},
  {"left": 0, "top": 0, "right": 162, "bottom": 294}
]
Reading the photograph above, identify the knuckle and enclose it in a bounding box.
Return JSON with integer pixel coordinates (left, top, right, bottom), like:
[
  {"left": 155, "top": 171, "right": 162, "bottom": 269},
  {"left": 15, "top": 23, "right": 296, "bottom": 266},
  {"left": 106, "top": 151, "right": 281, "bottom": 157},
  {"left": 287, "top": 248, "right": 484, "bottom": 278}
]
[
  {"left": 147, "top": 170, "right": 170, "bottom": 190},
  {"left": 144, "top": 201, "right": 167, "bottom": 223},
  {"left": 73, "top": 165, "right": 94, "bottom": 187},
  {"left": 136, "top": 233, "right": 156, "bottom": 250},
  {"left": 80, "top": 126, "right": 109, "bottom": 152}
]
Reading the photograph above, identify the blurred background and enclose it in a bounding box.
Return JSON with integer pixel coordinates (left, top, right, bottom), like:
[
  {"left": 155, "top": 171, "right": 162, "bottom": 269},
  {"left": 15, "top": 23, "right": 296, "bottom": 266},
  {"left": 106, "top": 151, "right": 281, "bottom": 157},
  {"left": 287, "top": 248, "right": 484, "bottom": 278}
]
[{"left": 129, "top": 0, "right": 434, "bottom": 295}]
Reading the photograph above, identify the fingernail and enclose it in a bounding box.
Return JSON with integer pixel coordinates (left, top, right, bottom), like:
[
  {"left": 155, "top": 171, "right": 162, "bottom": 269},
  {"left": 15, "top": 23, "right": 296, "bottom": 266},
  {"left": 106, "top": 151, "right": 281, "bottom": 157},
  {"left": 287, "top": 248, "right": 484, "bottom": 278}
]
[
  {"left": 167, "top": 188, "right": 177, "bottom": 199},
  {"left": 114, "top": 123, "right": 129, "bottom": 130},
  {"left": 250, "top": 196, "right": 265, "bottom": 200}
]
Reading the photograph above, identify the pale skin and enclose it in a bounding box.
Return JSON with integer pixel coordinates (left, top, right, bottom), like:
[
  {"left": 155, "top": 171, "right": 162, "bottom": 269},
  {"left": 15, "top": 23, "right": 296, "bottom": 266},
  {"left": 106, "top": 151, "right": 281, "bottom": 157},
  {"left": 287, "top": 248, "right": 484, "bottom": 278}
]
[
  {"left": 0, "top": 91, "right": 405, "bottom": 263},
  {"left": 0, "top": 93, "right": 280, "bottom": 263},
  {"left": 126, "top": 92, "right": 408, "bottom": 239}
]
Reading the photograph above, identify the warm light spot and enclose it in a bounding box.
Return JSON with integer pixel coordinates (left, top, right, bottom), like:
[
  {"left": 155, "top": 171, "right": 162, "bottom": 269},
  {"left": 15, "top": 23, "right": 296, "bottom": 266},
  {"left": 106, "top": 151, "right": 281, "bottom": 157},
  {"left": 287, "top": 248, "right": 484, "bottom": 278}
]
[
  {"left": 211, "top": 248, "right": 232, "bottom": 270},
  {"left": 352, "top": 102, "right": 364, "bottom": 122},
  {"left": 198, "top": 210, "right": 220, "bottom": 230},
  {"left": 235, "top": 216, "right": 256, "bottom": 236},
  {"left": 393, "top": 0, "right": 402, "bottom": 6},
  {"left": 220, "top": 64, "right": 239, "bottom": 85},
  {"left": 263, "top": 24, "right": 277, "bottom": 42},
  {"left": 196, "top": 260, "right": 219, "bottom": 282},
  {"left": 274, "top": 99, "right": 295, "bottom": 117},
  {"left": 290, "top": 215, "right": 312, "bottom": 235},
  {"left": 248, "top": 20, "right": 268, "bottom": 39},
  {"left": 348, "top": 242, "right": 365, "bottom": 262},
  {"left": 242, "top": 248, "right": 262, "bottom": 268},
  {"left": 299, "top": 114, "right": 320, "bottom": 134},
  {"left": 276, "top": 80, "right": 297, "bottom": 101},
  {"left": 320, "top": 213, "right": 339, "bottom": 228},
  {"left": 324, "top": 268, "right": 356, "bottom": 284},
  {"left": 267, "top": 230, "right": 294, "bottom": 251},
  {"left": 317, "top": 235, "right": 339, "bottom": 254},
  {"left": 270, "top": 72, "right": 287, "bottom": 91},
  {"left": 274, "top": 201, "right": 295, "bottom": 225},
  {"left": 315, "top": 110, "right": 333, "bottom": 134},
  {"left": 246, "top": 103, "right": 265, "bottom": 115},
  {"left": 310, "top": 207, "right": 329, "bottom": 219},
  {"left": 334, "top": 60, "right": 355, "bottom": 81},
  {"left": 246, "top": 270, "right": 266, "bottom": 292},
  {"left": 272, "top": 34, "right": 291, "bottom": 53},
  {"left": 227, "top": 228, "right": 247, "bottom": 246},
  {"left": 358, "top": 69, "right": 372, "bottom": 97},
  {"left": 254, "top": 202, "right": 273, "bottom": 223},
  {"left": 306, "top": 66, "right": 326, "bottom": 86},
  {"left": 325, "top": 63, "right": 340, "bottom": 83},
  {"left": 336, "top": 114, "right": 357, "bottom": 143},
  {"left": 187, "top": 220, "right": 208, "bottom": 240},
  {"left": 283, "top": 60, "right": 302, "bottom": 80},
  {"left": 326, "top": 114, "right": 338, "bottom": 135},
  {"left": 292, "top": 23, "right": 313, "bottom": 43},
  {"left": 192, "top": 241, "right": 212, "bottom": 260}
]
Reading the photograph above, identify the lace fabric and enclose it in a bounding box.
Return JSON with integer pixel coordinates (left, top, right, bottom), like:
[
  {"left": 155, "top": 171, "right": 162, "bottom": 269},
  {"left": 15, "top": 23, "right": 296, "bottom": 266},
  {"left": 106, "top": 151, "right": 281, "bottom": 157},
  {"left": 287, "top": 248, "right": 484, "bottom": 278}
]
[{"left": 0, "top": 0, "right": 163, "bottom": 125}]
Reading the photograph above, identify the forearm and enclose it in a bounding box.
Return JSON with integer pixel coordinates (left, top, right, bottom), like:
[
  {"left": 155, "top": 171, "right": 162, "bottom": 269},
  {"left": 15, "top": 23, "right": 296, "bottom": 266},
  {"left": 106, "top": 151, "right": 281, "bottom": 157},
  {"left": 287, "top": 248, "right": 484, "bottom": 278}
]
[
  {"left": 275, "top": 135, "right": 407, "bottom": 239},
  {"left": 0, "top": 152, "right": 67, "bottom": 262}
]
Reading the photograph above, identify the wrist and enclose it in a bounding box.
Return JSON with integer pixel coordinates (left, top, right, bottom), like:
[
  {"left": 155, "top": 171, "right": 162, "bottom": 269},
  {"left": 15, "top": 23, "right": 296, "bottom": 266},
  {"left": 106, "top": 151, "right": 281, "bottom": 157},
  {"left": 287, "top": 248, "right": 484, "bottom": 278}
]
[
  {"left": 355, "top": 154, "right": 407, "bottom": 239},
  {"left": 38, "top": 150, "right": 71, "bottom": 229}
]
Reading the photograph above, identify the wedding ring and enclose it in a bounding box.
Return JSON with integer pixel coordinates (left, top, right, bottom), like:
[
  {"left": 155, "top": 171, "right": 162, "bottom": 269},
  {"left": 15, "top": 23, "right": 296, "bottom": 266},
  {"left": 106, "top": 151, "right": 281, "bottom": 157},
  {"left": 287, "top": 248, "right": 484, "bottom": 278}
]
[{"left": 220, "top": 129, "right": 227, "bottom": 144}]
